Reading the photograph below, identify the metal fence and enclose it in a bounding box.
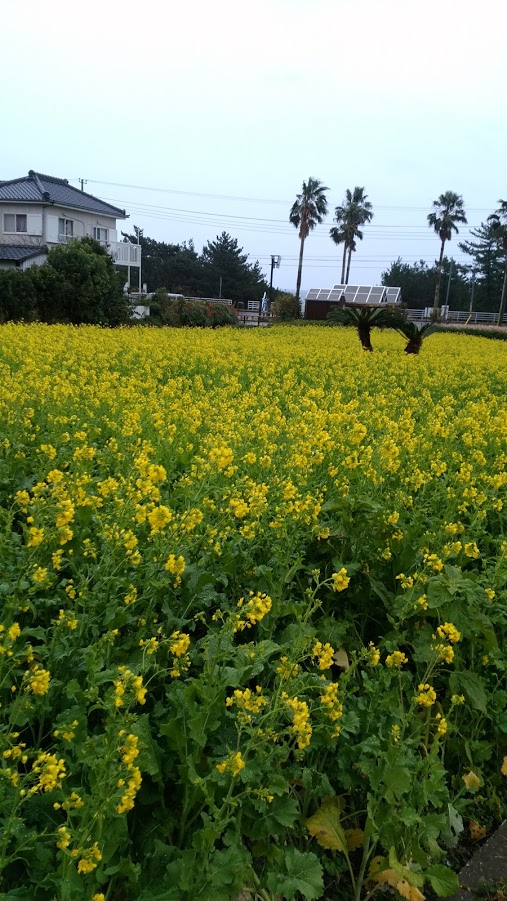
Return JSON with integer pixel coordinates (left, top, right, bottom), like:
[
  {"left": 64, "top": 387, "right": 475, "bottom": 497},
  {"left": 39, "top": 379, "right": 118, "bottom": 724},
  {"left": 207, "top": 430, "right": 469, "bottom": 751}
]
[{"left": 406, "top": 309, "right": 507, "bottom": 324}]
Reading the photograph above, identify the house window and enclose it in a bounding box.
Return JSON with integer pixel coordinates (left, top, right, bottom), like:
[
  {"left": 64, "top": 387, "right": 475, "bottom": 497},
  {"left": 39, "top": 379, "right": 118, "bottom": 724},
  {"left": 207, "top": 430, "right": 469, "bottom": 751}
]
[
  {"left": 93, "top": 227, "right": 108, "bottom": 244},
  {"left": 4, "top": 213, "right": 27, "bottom": 233},
  {"left": 58, "top": 218, "right": 74, "bottom": 242}
]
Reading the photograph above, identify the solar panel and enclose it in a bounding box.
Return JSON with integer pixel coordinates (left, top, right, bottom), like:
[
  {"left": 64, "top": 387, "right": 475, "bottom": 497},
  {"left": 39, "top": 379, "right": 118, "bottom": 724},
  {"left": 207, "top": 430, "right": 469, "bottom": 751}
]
[
  {"left": 307, "top": 285, "right": 401, "bottom": 305},
  {"left": 385, "top": 287, "right": 402, "bottom": 303}
]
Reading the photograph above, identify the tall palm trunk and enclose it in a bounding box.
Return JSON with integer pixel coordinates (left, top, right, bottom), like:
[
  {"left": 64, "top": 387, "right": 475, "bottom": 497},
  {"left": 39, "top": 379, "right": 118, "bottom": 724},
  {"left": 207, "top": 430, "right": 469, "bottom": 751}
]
[
  {"left": 341, "top": 243, "right": 347, "bottom": 283},
  {"left": 345, "top": 244, "right": 352, "bottom": 284},
  {"left": 295, "top": 235, "right": 305, "bottom": 302},
  {"left": 497, "top": 259, "right": 507, "bottom": 326},
  {"left": 433, "top": 239, "right": 446, "bottom": 315}
]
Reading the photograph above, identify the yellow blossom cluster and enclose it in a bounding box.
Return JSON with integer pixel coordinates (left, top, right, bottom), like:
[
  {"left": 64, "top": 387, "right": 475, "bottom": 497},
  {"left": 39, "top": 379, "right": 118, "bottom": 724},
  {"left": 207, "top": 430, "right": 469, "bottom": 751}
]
[
  {"left": 385, "top": 651, "right": 408, "bottom": 668},
  {"left": 312, "top": 641, "right": 335, "bottom": 670},
  {"left": 319, "top": 682, "right": 343, "bottom": 735},
  {"left": 331, "top": 568, "right": 350, "bottom": 592},
  {"left": 216, "top": 751, "right": 246, "bottom": 776},
  {"left": 114, "top": 667, "right": 147, "bottom": 707},
  {"left": 234, "top": 592, "right": 272, "bottom": 631},
  {"left": 276, "top": 656, "right": 300, "bottom": 679},
  {"left": 226, "top": 686, "right": 267, "bottom": 715},
  {"left": 117, "top": 732, "right": 142, "bottom": 815},
  {"left": 28, "top": 752, "right": 66, "bottom": 795},
  {"left": 283, "top": 695, "right": 312, "bottom": 750},
  {"left": 414, "top": 683, "right": 437, "bottom": 708},
  {"left": 168, "top": 631, "right": 191, "bottom": 677}
]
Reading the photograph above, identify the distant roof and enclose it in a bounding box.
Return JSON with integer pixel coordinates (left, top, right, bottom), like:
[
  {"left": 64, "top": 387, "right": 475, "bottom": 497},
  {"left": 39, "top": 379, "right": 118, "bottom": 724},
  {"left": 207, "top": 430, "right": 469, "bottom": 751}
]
[
  {"left": 0, "top": 171, "right": 127, "bottom": 218},
  {"left": 0, "top": 244, "right": 48, "bottom": 262}
]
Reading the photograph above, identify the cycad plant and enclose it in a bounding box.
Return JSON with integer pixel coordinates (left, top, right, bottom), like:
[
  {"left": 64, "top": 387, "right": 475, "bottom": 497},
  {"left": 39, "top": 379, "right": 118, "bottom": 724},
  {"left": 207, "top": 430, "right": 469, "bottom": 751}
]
[
  {"left": 394, "top": 320, "right": 436, "bottom": 355},
  {"left": 327, "top": 305, "right": 399, "bottom": 352}
]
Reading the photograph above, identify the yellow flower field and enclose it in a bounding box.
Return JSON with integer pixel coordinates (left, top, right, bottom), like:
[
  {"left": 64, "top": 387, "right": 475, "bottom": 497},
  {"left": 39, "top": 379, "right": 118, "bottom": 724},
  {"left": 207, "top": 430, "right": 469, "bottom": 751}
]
[{"left": 0, "top": 323, "right": 506, "bottom": 901}]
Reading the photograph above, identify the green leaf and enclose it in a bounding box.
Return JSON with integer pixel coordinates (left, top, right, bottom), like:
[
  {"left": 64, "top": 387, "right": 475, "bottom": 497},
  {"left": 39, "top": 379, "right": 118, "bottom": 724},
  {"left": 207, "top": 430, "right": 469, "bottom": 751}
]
[
  {"left": 425, "top": 864, "right": 460, "bottom": 897},
  {"left": 268, "top": 848, "right": 324, "bottom": 900},
  {"left": 383, "top": 766, "right": 412, "bottom": 799},
  {"left": 306, "top": 796, "right": 347, "bottom": 852},
  {"left": 448, "top": 804, "right": 464, "bottom": 838},
  {"left": 449, "top": 671, "right": 487, "bottom": 713}
]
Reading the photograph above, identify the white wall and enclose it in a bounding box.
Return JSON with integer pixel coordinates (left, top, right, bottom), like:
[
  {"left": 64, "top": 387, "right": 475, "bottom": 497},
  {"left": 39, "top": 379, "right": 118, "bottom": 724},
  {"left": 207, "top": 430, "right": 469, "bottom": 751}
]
[
  {"left": 0, "top": 204, "right": 43, "bottom": 245},
  {"left": 0, "top": 203, "right": 121, "bottom": 246}
]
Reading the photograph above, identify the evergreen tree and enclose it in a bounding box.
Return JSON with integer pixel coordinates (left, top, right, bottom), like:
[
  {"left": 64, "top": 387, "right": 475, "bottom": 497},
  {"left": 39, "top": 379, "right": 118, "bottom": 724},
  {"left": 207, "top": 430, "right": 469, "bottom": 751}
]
[
  {"left": 382, "top": 257, "right": 470, "bottom": 310},
  {"left": 459, "top": 222, "right": 504, "bottom": 313},
  {"left": 199, "top": 232, "right": 267, "bottom": 302},
  {"left": 487, "top": 201, "right": 507, "bottom": 325},
  {"left": 121, "top": 229, "right": 203, "bottom": 295}
]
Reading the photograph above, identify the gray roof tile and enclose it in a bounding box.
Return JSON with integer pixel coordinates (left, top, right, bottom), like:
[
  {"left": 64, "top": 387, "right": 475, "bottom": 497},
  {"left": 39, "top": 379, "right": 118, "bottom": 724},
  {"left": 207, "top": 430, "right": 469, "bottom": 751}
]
[
  {"left": 0, "top": 244, "right": 48, "bottom": 262},
  {"left": 0, "top": 171, "right": 126, "bottom": 218}
]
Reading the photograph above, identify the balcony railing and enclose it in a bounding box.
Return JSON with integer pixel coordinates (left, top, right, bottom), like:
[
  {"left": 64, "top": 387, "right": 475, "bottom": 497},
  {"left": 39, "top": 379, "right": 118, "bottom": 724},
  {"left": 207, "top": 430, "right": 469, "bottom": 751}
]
[{"left": 109, "top": 241, "right": 141, "bottom": 267}]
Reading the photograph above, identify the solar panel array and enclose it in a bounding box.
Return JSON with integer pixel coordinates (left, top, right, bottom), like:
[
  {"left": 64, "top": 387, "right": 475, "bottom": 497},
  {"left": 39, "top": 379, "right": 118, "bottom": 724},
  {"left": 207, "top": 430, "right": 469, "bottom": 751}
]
[{"left": 306, "top": 285, "right": 401, "bottom": 304}]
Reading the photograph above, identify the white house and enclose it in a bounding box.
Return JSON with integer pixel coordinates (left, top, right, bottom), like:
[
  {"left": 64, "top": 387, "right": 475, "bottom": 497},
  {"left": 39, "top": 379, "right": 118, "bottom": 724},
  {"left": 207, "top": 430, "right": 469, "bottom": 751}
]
[{"left": 0, "top": 171, "right": 141, "bottom": 283}]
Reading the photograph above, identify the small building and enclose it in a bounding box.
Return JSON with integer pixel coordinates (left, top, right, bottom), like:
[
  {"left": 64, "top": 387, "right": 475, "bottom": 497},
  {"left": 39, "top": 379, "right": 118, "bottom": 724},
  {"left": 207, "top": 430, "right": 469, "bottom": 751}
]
[
  {"left": 0, "top": 170, "right": 141, "bottom": 283},
  {"left": 305, "top": 284, "right": 402, "bottom": 320}
]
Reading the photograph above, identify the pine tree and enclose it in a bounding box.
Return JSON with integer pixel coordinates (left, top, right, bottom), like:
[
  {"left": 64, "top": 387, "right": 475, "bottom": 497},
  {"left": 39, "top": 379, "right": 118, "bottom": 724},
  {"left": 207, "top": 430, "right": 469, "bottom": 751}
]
[{"left": 459, "top": 222, "right": 504, "bottom": 312}]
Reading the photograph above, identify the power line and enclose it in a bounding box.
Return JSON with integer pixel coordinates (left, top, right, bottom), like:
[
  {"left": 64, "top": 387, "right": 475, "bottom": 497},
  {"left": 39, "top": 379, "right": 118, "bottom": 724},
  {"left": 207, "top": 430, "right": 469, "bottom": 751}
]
[{"left": 75, "top": 178, "right": 496, "bottom": 214}]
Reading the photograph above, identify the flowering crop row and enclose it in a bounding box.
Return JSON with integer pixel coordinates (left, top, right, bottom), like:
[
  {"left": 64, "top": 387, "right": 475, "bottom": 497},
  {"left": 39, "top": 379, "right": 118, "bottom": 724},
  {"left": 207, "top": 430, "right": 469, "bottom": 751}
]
[{"left": 0, "top": 323, "right": 506, "bottom": 901}]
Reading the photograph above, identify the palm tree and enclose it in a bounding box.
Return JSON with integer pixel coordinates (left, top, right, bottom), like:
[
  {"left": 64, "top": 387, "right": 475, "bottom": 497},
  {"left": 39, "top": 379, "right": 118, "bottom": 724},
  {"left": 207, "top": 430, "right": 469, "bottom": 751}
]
[
  {"left": 428, "top": 192, "right": 467, "bottom": 317},
  {"left": 329, "top": 222, "right": 348, "bottom": 284},
  {"left": 487, "top": 200, "right": 507, "bottom": 326},
  {"left": 290, "top": 178, "right": 329, "bottom": 303},
  {"left": 327, "top": 305, "right": 399, "bottom": 352},
  {"left": 330, "top": 187, "right": 373, "bottom": 285}
]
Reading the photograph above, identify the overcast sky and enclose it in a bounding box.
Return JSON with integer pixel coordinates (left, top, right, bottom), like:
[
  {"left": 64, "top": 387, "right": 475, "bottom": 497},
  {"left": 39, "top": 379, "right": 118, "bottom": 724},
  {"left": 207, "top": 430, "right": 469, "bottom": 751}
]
[{"left": 3, "top": 0, "right": 506, "bottom": 295}]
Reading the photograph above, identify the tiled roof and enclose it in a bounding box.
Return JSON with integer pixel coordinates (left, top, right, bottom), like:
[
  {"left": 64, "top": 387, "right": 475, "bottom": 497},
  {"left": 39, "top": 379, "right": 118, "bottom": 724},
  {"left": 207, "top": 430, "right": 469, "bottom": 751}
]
[
  {"left": 0, "top": 244, "right": 48, "bottom": 262},
  {"left": 0, "top": 171, "right": 127, "bottom": 218}
]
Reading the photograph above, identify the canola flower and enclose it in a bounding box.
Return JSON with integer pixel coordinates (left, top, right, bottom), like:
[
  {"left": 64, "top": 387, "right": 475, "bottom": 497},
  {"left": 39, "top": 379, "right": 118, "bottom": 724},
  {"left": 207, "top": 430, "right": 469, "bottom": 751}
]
[
  {"left": 312, "top": 641, "right": 335, "bottom": 670},
  {"left": 1, "top": 324, "right": 507, "bottom": 899},
  {"left": 216, "top": 751, "right": 246, "bottom": 776},
  {"left": 415, "top": 684, "right": 437, "bottom": 708},
  {"left": 283, "top": 694, "right": 312, "bottom": 750},
  {"left": 385, "top": 651, "right": 408, "bottom": 668},
  {"left": 234, "top": 592, "right": 272, "bottom": 631}
]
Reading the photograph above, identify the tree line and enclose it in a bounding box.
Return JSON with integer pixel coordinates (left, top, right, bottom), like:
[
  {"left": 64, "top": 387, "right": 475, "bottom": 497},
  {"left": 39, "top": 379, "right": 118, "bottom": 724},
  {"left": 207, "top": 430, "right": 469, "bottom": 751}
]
[
  {"left": 289, "top": 179, "right": 507, "bottom": 323},
  {"left": 121, "top": 229, "right": 268, "bottom": 303}
]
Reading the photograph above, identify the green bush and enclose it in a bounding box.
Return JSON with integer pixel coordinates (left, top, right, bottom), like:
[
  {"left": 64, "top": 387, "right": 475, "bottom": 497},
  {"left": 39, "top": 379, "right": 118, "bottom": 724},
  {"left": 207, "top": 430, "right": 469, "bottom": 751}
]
[
  {"left": 272, "top": 292, "right": 300, "bottom": 321},
  {"left": 147, "top": 294, "right": 237, "bottom": 328},
  {"left": 0, "top": 239, "right": 131, "bottom": 326},
  {"left": 0, "top": 269, "right": 38, "bottom": 323}
]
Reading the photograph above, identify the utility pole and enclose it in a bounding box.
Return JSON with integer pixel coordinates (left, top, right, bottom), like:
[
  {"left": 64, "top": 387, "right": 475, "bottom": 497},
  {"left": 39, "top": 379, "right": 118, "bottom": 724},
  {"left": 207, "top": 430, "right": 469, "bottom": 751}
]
[
  {"left": 269, "top": 255, "right": 281, "bottom": 310},
  {"left": 444, "top": 260, "right": 453, "bottom": 315},
  {"left": 219, "top": 277, "right": 222, "bottom": 300},
  {"left": 469, "top": 272, "right": 476, "bottom": 313},
  {"left": 79, "top": 178, "right": 87, "bottom": 192}
]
